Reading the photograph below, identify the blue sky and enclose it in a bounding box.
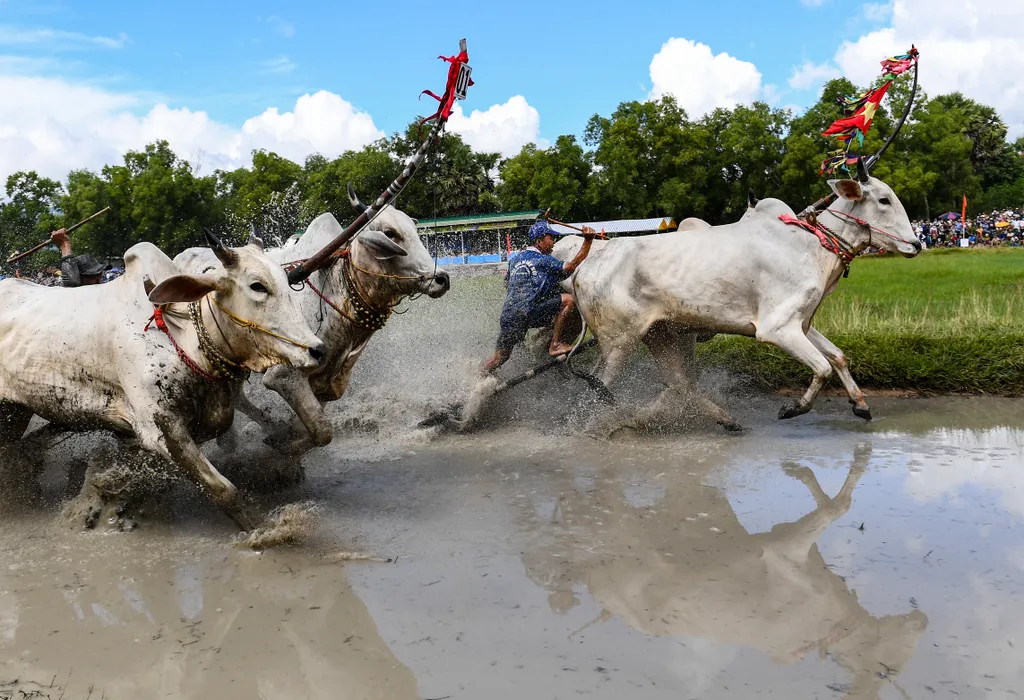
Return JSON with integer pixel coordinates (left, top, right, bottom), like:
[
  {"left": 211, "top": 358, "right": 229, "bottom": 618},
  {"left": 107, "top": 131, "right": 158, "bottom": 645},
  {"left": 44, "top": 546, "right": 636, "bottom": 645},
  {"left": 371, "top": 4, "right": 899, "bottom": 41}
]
[
  {"left": 0, "top": 0, "right": 1019, "bottom": 181},
  {"left": 1, "top": 0, "right": 885, "bottom": 136}
]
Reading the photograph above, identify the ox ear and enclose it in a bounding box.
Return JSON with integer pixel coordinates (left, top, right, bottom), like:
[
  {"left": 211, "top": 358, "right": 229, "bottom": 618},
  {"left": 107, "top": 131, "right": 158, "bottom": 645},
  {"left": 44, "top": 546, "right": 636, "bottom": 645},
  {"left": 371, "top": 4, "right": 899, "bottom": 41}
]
[
  {"left": 359, "top": 229, "right": 407, "bottom": 260},
  {"left": 828, "top": 179, "right": 863, "bottom": 202},
  {"left": 148, "top": 274, "right": 221, "bottom": 304}
]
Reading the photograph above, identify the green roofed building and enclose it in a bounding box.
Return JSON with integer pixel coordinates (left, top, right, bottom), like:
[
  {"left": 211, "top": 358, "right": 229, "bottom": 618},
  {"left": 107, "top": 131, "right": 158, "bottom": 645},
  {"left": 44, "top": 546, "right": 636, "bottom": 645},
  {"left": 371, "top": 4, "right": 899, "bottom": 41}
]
[{"left": 416, "top": 210, "right": 542, "bottom": 265}]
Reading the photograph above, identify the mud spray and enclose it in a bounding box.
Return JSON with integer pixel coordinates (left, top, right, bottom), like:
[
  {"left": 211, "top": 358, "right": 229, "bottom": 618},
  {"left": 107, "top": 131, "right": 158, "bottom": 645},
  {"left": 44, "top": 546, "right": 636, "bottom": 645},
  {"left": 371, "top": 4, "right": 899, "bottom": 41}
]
[{"left": 2, "top": 267, "right": 747, "bottom": 542}]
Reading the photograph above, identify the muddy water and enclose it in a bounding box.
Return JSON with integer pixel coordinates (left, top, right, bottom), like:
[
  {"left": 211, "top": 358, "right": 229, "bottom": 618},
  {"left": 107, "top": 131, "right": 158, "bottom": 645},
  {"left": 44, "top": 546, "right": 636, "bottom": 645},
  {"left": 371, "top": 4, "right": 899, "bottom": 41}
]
[{"left": 1, "top": 396, "right": 1022, "bottom": 699}]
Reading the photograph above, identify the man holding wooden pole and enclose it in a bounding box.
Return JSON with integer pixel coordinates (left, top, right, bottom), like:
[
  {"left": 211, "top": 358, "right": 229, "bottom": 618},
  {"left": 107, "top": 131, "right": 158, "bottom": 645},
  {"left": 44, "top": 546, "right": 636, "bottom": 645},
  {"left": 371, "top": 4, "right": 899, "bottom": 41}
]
[{"left": 51, "top": 227, "right": 111, "bottom": 287}]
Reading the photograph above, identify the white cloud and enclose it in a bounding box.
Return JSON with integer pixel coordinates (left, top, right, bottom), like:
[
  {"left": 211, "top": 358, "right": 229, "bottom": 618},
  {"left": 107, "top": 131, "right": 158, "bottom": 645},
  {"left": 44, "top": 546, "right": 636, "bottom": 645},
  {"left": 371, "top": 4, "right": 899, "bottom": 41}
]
[
  {"left": 806, "top": 0, "right": 1024, "bottom": 137},
  {"left": 0, "top": 75, "right": 384, "bottom": 183},
  {"left": 648, "top": 38, "right": 763, "bottom": 118},
  {"left": 788, "top": 61, "right": 841, "bottom": 91},
  {"left": 264, "top": 15, "right": 295, "bottom": 39},
  {"left": 446, "top": 95, "right": 542, "bottom": 157},
  {"left": 0, "top": 25, "right": 127, "bottom": 49}
]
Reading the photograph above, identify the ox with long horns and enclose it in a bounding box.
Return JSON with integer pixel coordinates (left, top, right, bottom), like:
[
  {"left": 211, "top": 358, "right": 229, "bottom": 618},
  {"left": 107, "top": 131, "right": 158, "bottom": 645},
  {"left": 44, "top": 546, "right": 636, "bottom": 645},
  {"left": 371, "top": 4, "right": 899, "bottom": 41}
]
[
  {"left": 550, "top": 52, "right": 922, "bottom": 430},
  {"left": 177, "top": 189, "right": 450, "bottom": 458},
  {"left": 0, "top": 232, "right": 325, "bottom": 530}
]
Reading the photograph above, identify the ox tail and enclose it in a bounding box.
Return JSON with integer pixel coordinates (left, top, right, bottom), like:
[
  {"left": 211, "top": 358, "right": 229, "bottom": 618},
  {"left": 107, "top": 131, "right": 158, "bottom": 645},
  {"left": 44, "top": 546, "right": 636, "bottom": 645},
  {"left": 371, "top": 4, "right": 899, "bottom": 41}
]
[{"left": 567, "top": 273, "right": 589, "bottom": 359}]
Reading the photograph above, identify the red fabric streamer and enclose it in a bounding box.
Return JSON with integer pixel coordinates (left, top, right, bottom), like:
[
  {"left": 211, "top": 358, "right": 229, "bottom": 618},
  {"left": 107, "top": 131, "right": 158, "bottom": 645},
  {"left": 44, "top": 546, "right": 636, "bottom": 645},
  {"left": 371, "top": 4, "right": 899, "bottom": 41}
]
[
  {"left": 420, "top": 49, "right": 473, "bottom": 126},
  {"left": 822, "top": 81, "right": 892, "bottom": 138}
]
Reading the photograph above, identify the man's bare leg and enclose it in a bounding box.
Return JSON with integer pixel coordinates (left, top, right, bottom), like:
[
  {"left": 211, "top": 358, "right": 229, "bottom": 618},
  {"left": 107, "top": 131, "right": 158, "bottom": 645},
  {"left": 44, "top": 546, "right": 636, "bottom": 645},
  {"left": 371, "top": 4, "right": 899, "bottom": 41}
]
[
  {"left": 549, "top": 293, "right": 577, "bottom": 356},
  {"left": 481, "top": 347, "right": 511, "bottom": 375}
]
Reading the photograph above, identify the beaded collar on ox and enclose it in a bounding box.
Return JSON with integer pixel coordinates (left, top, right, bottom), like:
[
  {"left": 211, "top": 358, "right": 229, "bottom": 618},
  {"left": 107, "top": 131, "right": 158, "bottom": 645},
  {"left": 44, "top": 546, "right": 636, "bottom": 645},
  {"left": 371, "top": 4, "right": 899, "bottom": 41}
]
[
  {"left": 146, "top": 294, "right": 314, "bottom": 383},
  {"left": 297, "top": 250, "right": 393, "bottom": 332}
]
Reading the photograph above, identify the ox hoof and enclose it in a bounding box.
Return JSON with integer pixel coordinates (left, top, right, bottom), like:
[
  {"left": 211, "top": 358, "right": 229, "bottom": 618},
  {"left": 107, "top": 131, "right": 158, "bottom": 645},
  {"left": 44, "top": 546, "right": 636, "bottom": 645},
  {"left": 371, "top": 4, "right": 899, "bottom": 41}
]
[
  {"left": 778, "top": 402, "right": 807, "bottom": 420},
  {"left": 852, "top": 405, "right": 873, "bottom": 421},
  {"left": 720, "top": 421, "right": 745, "bottom": 433}
]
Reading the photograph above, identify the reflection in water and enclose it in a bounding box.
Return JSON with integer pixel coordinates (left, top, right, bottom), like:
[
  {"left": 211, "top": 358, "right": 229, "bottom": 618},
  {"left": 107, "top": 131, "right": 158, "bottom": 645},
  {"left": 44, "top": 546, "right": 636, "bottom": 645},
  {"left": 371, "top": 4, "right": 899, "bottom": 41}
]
[
  {"left": 520, "top": 446, "right": 928, "bottom": 700},
  {"left": 0, "top": 535, "right": 418, "bottom": 700}
]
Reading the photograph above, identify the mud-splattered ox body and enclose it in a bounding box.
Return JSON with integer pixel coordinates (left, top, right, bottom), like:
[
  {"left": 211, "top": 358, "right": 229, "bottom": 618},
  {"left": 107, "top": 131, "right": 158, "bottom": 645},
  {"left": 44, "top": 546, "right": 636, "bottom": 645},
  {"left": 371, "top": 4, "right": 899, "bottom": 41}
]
[
  {"left": 0, "top": 235, "right": 324, "bottom": 530},
  {"left": 177, "top": 188, "right": 450, "bottom": 456}
]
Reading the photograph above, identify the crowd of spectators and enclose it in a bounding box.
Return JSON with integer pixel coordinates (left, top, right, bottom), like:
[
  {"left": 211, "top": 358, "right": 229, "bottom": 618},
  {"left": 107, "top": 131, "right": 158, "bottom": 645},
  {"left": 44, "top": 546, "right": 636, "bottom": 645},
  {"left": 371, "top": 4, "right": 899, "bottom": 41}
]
[{"left": 913, "top": 208, "right": 1024, "bottom": 248}]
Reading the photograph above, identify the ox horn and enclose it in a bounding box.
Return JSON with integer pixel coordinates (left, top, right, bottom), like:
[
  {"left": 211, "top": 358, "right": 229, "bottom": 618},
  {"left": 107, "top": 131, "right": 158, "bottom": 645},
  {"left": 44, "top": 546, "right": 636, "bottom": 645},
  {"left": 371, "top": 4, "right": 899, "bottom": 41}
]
[
  {"left": 247, "top": 223, "right": 264, "bottom": 250},
  {"left": 204, "top": 227, "right": 238, "bottom": 267},
  {"left": 856, "top": 156, "right": 870, "bottom": 184},
  {"left": 347, "top": 182, "right": 368, "bottom": 213}
]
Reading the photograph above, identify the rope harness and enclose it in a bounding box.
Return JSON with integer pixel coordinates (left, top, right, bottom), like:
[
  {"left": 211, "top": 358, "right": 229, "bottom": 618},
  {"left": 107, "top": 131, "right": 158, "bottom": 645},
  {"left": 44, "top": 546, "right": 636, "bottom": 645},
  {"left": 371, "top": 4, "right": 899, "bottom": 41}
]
[
  {"left": 287, "top": 248, "right": 413, "bottom": 332},
  {"left": 189, "top": 300, "right": 249, "bottom": 382},
  {"left": 144, "top": 306, "right": 225, "bottom": 384},
  {"left": 145, "top": 291, "right": 314, "bottom": 383},
  {"left": 778, "top": 212, "right": 856, "bottom": 277}
]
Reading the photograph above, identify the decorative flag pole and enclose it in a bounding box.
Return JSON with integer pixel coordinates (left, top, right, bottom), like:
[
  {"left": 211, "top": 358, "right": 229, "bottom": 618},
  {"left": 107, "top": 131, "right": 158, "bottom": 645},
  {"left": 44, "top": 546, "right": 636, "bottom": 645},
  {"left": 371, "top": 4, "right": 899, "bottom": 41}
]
[
  {"left": 287, "top": 39, "right": 473, "bottom": 285},
  {"left": 801, "top": 46, "right": 919, "bottom": 216}
]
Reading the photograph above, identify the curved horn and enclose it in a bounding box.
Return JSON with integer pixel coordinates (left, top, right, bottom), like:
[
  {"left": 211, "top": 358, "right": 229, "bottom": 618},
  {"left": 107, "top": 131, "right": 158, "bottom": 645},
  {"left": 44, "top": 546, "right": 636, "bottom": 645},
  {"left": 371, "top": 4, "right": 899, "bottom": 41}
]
[
  {"left": 247, "top": 223, "right": 264, "bottom": 250},
  {"left": 747, "top": 188, "right": 758, "bottom": 209},
  {"left": 867, "top": 46, "right": 919, "bottom": 170},
  {"left": 204, "top": 227, "right": 238, "bottom": 267},
  {"left": 856, "top": 156, "right": 870, "bottom": 183},
  {"left": 347, "top": 182, "right": 368, "bottom": 213}
]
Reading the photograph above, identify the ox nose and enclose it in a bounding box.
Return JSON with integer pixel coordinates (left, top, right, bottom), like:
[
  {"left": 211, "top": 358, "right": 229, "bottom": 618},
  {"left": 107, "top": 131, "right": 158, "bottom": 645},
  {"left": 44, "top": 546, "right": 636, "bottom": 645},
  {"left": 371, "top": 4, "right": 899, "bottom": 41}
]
[
  {"left": 434, "top": 270, "right": 451, "bottom": 291},
  {"left": 308, "top": 342, "right": 326, "bottom": 366},
  {"left": 912, "top": 239, "right": 922, "bottom": 252}
]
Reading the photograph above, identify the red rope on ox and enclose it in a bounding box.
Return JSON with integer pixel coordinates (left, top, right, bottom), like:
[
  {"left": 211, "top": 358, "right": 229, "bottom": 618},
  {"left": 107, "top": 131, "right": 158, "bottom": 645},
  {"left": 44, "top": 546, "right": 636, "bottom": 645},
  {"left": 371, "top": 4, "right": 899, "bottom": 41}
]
[
  {"left": 825, "top": 208, "right": 914, "bottom": 246},
  {"left": 145, "top": 307, "right": 223, "bottom": 384},
  {"left": 778, "top": 213, "right": 856, "bottom": 270}
]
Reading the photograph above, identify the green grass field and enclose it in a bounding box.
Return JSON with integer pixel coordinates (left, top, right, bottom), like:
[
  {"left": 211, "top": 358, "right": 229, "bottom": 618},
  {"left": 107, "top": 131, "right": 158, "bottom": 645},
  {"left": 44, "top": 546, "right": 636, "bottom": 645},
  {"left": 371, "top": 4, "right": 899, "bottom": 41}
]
[{"left": 700, "top": 248, "right": 1024, "bottom": 394}]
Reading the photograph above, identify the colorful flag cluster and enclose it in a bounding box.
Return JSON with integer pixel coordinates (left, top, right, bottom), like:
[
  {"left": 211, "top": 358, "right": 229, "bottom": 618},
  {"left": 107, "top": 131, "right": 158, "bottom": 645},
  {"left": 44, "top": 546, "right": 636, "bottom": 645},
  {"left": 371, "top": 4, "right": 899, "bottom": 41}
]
[{"left": 819, "top": 46, "right": 919, "bottom": 175}]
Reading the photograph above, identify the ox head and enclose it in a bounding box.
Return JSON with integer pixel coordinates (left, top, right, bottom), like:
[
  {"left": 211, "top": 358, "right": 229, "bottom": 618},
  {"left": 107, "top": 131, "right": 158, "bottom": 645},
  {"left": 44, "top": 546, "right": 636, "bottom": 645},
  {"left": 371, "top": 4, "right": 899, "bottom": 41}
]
[
  {"left": 150, "top": 229, "right": 326, "bottom": 372},
  {"left": 347, "top": 183, "right": 450, "bottom": 299},
  {"left": 827, "top": 157, "right": 921, "bottom": 258}
]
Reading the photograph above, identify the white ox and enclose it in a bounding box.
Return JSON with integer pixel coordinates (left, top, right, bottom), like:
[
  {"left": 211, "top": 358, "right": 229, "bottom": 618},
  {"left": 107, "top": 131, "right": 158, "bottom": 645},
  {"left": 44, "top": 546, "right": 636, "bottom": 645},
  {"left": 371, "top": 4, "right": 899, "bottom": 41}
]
[
  {"left": 176, "top": 186, "right": 449, "bottom": 455},
  {"left": 553, "top": 167, "right": 921, "bottom": 427},
  {"left": 0, "top": 233, "right": 325, "bottom": 530}
]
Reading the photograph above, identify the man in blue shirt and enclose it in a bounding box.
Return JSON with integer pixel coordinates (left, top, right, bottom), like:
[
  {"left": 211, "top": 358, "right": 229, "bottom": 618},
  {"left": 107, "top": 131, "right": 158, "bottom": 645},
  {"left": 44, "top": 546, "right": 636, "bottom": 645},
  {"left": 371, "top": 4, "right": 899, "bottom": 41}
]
[{"left": 481, "top": 220, "right": 596, "bottom": 373}]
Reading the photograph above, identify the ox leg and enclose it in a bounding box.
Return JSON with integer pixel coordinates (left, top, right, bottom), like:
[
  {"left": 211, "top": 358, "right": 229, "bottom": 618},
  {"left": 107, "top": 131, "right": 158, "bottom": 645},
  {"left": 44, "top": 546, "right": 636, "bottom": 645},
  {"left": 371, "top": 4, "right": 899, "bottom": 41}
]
[
  {"left": 758, "top": 323, "right": 833, "bottom": 419},
  {"left": 263, "top": 365, "right": 331, "bottom": 455},
  {"left": 599, "top": 343, "right": 633, "bottom": 388},
  {"left": 216, "top": 382, "right": 273, "bottom": 452},
  {"left": 146, "top": 415, "right": 255, "bottom": 531},
  {"left": 644, "top": 326, "right": 741, "bottom": 431},
  {"left": 806, "top": 326, "right": 871, "bottom": 421}
]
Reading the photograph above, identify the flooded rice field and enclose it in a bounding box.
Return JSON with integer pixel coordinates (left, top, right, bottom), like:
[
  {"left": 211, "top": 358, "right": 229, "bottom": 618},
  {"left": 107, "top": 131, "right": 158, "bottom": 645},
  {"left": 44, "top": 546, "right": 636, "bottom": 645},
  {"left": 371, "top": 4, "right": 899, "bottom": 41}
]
[{"left": 3, "top": 280, "right": 1024, "bottom": 699}]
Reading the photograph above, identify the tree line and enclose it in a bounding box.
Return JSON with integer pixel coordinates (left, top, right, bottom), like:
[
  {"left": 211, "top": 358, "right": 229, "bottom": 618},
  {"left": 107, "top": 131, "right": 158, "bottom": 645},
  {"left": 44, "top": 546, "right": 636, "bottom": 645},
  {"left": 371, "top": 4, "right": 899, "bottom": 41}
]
[{"left": 3, "top": 72, "right": 1023, "bottom": 270}]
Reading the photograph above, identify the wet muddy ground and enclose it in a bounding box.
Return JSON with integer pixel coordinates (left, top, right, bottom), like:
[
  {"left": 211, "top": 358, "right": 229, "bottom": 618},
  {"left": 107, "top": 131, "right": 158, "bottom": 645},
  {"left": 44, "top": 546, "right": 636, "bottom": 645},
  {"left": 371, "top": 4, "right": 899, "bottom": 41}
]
[{"left": 2, "top": 395, "right": 1023, "bottom": 699}]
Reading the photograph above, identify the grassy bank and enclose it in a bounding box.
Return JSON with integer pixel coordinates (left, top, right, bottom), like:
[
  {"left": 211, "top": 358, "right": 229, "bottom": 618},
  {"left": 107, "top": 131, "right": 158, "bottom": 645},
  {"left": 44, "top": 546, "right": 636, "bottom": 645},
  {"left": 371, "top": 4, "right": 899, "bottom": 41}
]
[{"left": 699, "top": 248, "right": 1024, "bottom": 394}]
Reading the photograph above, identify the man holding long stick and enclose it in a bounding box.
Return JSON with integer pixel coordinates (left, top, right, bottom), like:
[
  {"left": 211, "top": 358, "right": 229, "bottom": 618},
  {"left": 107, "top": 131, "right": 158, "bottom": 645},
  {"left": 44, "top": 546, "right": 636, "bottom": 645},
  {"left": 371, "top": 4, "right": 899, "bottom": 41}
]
[
  {"left": 481, "top": 220, "right": 596, "bottom": 374},
  {"left": 51, "top": 227, "right": 110, "bottom": 287}
]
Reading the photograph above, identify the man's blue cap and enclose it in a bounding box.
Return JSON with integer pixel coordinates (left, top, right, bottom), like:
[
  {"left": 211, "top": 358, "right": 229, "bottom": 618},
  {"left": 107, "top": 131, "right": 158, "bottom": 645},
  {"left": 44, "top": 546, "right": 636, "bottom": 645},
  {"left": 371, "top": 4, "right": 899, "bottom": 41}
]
[{"left": 528, "top": 220, "right": 562, "bottom": 241}]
